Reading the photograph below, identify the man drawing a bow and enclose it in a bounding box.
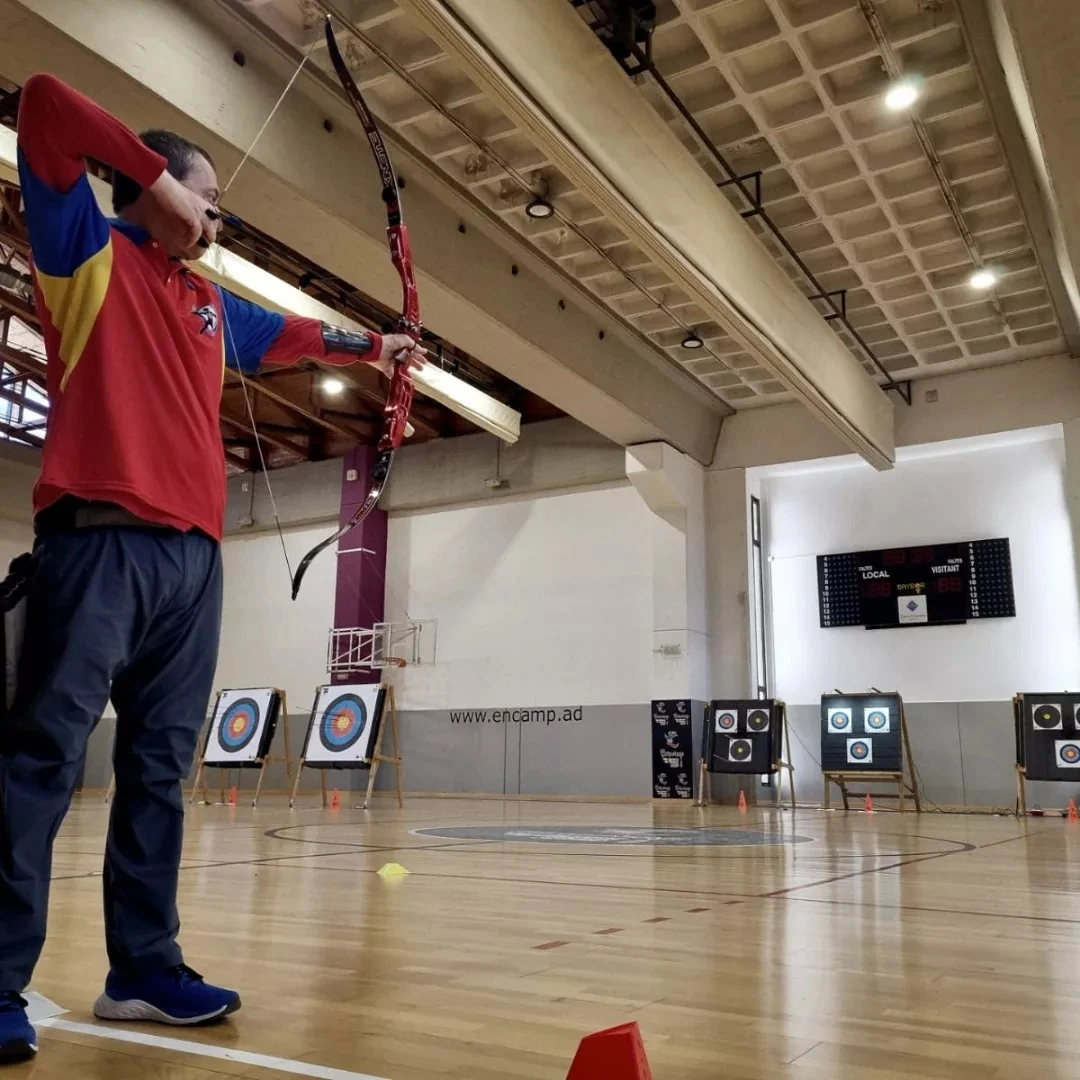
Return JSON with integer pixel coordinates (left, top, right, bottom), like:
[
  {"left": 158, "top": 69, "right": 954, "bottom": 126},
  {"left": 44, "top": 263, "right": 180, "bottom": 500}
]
[{"left": 0, "top": 72, "right": 424, "bottom": 1064}]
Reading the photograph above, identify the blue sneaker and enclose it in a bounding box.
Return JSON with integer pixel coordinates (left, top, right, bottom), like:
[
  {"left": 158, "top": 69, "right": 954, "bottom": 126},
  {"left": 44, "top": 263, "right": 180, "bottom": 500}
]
[
  {"left": 93, "top": 964, "right": 240, "bottom": 1025},
  {"left": 0, "top": 993, "right": 36, "bottom": 1064}
]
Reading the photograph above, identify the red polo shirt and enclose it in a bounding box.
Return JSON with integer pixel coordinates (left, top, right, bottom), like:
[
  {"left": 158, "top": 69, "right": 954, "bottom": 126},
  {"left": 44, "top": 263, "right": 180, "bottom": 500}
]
[{"left": 16, "top": 73, "right": 383, "bottom": 540}]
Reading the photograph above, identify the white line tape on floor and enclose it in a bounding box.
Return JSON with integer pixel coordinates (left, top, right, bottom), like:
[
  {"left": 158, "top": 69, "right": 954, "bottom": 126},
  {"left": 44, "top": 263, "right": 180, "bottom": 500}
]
[{"left": 38, "top": 1017, "right": 392, "bottom": 1080}]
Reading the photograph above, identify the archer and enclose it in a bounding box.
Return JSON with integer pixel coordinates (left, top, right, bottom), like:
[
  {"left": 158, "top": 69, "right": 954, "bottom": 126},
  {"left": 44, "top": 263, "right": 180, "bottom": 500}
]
[{"left": 0, "top": 72, "right": 424, "bottom": 1065}]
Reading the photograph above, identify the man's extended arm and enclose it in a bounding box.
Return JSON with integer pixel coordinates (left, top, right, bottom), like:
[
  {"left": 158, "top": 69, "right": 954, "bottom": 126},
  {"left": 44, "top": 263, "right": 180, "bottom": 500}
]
[{"left": 216, "top": 288, "right": 388, "bottom": 375}]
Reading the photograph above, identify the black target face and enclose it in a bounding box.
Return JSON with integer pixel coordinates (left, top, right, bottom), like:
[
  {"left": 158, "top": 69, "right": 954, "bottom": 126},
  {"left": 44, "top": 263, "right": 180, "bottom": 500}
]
[
  {"left": 865, "top": 710, "right": 888, "bottom": 731},
  {"left": 746, "top": 709, "right": 770, "bottom": 732},
  {"left": 216, "top": 697, "right": 260, "bottom": 753},
  {"left": 319, "top": 694, "right": 368, "bottom": 753},
  {"left": 729, "top": 739, "right": 752, "bottom": 762},
  {"left": 1033, "top": 704, "right": 1063, "bottom": 729},
  {"left": 716, "top": 711, "right": 737, "bottom": 732}
]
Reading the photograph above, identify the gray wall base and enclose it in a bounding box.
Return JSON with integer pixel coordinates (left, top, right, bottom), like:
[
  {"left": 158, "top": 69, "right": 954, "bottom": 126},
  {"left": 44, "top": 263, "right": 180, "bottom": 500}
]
[{"left": 75, "top": 700, "right": 1080, "bottom": 810}]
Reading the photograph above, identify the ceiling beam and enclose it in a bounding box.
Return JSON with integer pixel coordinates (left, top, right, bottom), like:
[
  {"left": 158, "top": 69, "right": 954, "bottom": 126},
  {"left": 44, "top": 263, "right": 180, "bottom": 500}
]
[
  {"left": 957, "top": 0, "right": 1080, "bottom": 356},
  {"left": 222, "top": 369, "right": 371, "bottom": 442},
  {"left": 0, "top": 0, "right": 725, "bottom": 463},
  {"left": 396, "top": 0, "right": 895, "bottom": 468},
  {"left": 219, "top": 411, "right": 309, "bottom": 459},
  {"left": 0, "top": 415, "right": 42, "bottom": 447}
]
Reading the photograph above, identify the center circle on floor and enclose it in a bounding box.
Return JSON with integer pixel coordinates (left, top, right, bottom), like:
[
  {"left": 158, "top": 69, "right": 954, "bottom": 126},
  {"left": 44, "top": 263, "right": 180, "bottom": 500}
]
[{"left": 414, "top": 825, "right": 814, "bottom": 846}]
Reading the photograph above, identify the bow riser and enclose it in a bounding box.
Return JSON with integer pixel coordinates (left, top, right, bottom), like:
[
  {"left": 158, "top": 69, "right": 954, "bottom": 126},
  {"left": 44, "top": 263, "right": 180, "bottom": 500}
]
[
  {"left": 379, "top": 375, "right": 415, "bottom": 452},
  {"left": 389, "top": 224, "right": 420, "bottom": 334}
]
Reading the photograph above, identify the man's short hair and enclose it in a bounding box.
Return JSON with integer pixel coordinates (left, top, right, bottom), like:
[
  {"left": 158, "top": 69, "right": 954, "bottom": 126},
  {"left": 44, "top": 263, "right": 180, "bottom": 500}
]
[{"left": 112, "top": 130, "right": 215, "bottom": 213}]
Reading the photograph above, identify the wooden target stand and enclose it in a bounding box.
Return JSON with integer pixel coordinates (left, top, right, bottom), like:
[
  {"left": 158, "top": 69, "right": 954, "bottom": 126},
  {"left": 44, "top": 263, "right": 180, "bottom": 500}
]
[
  {"left": 1014, "top": 764, "right": 1030, "bottom": 816},
  {"left": 290, "top": 675, "right": 404, "bottom": 810},
  {"left": 1013, "top": 694, "right": 1076, "bottom": 817},
  {"left": 189, "top": 689, "right": 293, "bottom": 807},
  {"left": 822, "top": 702, "right": 921, "bottom": 812},
  {"left": 694, "top": 703, "right": 796, "bottom": 810},
  {"left": 104, "top": 691, "right": 293, "bottom": 806}
]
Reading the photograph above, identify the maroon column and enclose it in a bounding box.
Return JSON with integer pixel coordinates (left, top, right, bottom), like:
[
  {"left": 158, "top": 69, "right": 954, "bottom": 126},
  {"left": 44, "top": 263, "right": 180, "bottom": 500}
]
[{"left": 332, "top": 446, "right": 388, "bottom": 685}]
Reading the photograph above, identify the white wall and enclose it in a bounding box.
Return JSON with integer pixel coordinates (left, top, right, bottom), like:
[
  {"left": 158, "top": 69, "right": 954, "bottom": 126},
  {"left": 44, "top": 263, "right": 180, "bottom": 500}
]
[
  {"left": 386, "top": 484, "right": 653, "bottom": 709},
  {"left": 214, "top": 483, "right": 655, "bottom": 711},
  {"left": 763, "top": 427, "right": 1080, "bottom": 703},
  {"left": 214, "top": 524, "right": 339, "bottom": 711}
]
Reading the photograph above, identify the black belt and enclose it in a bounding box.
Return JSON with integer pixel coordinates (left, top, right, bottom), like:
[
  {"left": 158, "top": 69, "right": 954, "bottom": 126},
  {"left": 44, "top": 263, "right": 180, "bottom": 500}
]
[{"left": 35, "top": 497, "right": 179, "bottom": 537}]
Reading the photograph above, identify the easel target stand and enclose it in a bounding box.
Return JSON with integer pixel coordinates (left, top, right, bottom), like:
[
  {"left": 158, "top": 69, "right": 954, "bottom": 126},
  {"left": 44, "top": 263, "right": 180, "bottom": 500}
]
[
  {"left": 820, "top": 691, "right": 920, "bottom": 811},
  {"left": 1014, "top": 692, "right": 1080, "bottom": 815},
  {"left": 290, "top": 677, "right": 402, "bottom": 809},
  {"left": 696, "top": 700, "right": 795, "bottom": 809},
  {"left": 290, "top": 619, "right": 422, "bottom": 808},
  {"left": 189, "top": 688, "right": 292, "bottom": 807}
]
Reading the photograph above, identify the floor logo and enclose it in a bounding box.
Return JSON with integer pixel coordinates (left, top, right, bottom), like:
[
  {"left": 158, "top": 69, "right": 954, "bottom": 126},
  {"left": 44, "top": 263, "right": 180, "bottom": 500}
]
[{"left": 414, "top": 825, "right": 813, "bottom": 847}]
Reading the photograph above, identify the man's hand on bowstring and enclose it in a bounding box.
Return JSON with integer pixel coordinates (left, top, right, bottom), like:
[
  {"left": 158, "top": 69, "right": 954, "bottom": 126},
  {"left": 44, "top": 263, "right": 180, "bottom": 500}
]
[
  {"left": 371, "top": 334, "right": 426, "bottom": 380},
  {"left": 143, "top": 171, "right": 218, "bottom": 259}
]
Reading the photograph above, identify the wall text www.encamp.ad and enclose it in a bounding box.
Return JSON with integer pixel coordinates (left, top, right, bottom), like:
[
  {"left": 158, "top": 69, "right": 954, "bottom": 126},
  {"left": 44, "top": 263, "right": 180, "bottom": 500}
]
[{"left": 449, "top": 707, "right": 583, "bottom": 724}]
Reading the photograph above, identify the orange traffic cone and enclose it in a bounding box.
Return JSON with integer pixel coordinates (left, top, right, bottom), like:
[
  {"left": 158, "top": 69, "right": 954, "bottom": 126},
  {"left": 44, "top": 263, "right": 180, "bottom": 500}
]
[
  {"left": 1068, "top": 798, "right": 1078, "bottom": 823},
  {"left": 330, "top": 789, "right": 341, "bottom": 812},
  {"left": 737, "top": 790, "right": 747, "bottom": 813},
  {"left": 227, "top": 786, "right": 238, "bottom": 806},
  {"left": 864, "top": 793, "right": 874, "bottom": 814},
  {"left": 566, "top": 1022, "right": 652, "bottom": 1080}
]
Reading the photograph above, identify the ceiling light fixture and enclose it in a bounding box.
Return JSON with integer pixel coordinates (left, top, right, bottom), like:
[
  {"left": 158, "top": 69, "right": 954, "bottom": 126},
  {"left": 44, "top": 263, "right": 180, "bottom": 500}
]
[
  {"left": 525, "top": 173, "right": 556, "bottom": 220},
  {"left": 322, "top": 376, "right": 345, "bottom": 395},
  {"left": 884, "top": 79, "right": 920, "bottom": 112},
  {"left": 525, "top": 195, "right": 555, "bottom": 220},
  {"left": 969, "top": 269, "right": 998, "bottom": 291},
  {"left": 681, "top": 331, "right": 704, "bottom": 350}
]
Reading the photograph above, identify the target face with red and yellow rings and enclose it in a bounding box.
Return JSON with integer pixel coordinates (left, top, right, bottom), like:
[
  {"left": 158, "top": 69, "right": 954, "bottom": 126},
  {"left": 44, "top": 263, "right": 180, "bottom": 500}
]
[
  {"left": 217, "top": 697, "right": 261, "bottom": 753},
  {"left": 1056, "top": 741, "right": 1080, "bottom": 767},
  {"left": 319, "top": 694, "right": 368, "bottom": 753},
  {"left": 847, "top": 738, "right": 872, "bottom": 764}
]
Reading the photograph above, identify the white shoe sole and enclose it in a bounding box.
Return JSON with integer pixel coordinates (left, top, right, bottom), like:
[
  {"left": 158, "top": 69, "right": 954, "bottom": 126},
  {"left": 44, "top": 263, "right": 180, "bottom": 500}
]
[{"left": 92, "top": 993, "right": 235, "bottom": 1026}]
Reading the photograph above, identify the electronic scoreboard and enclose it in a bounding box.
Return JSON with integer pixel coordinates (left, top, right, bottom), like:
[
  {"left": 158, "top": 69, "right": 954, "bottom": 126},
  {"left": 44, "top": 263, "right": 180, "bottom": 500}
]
[{"left": 817, "top": 538, "right": 1014, "bottom": 630}]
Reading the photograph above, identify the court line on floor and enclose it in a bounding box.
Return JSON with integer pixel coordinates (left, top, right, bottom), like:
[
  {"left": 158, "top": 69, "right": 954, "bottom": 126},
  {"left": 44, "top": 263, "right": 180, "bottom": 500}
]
[
  {"left": 759, "top": 827, "right": 1046, "bottom": 899},
  {"left": 38, "top": 1018, "right": 392, "bottom": 1080},
  {"left": 781, "top": 894, "right": 1080, "bottom": 926},
  {"left": 50, "top": 839, "right": 490, "bottom": 882}
]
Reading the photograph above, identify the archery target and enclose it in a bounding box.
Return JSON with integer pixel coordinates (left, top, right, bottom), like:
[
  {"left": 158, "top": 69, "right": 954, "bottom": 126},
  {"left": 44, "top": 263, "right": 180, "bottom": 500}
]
[
  {"left": 715, "top": 709, "right": 737, "bottom": 733},
  {"left": 727, "top": 738, "right": 752, "bottom": 763},
  {"left": 847, "top": 738, "right": 872, "bottom": 764},
  {"left": 204, "top": 688, "right": 279, "bottom": 766},
  {"left": 828, "top": 707, "right": 853, "bottom": 734},
  {"left": 1032, "top": 703, "right": 1063, "bottom": 730},
  {"left": 302, "top": 684, "right": 386, "bottom": 767},
  {"left": 746, "top": 708, "right": 770, "bottom": 733},
  {"left": 1055, "top": 741, "right": 1080, "bottom": 768},
  {"left": 863, "top": 708, "right": 890, "bottom": 734}
]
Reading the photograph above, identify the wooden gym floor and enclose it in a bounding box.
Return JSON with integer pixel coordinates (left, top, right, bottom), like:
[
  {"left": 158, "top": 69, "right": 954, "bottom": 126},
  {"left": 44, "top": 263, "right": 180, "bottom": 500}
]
[{"left": 14, "top": 794, "right": 1080, "bottom": 1079}]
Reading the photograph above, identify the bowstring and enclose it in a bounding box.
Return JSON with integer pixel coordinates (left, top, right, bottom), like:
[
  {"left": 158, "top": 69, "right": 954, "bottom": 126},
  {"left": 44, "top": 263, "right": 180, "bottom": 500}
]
[
  {"left": 213, "top": 42, "right": 318, "bottom": 585},
  {"left": 223, "top": 315, "right": 293, "bottom": 581}
]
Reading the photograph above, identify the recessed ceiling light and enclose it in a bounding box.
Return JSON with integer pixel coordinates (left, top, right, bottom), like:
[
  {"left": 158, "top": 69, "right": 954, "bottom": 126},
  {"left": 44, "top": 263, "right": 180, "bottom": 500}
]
[
  {"left": 884, "top": 80, "right": 920, "bottom": 112},
  {"left": 322, "top": 376, "right": 345, "bottom": 395},
  {"left": 969, "top": 269, "right": 998, "bottom": 290},
  {"left": 525, "top": 196, "right": 555, "bottom": 220},
  {"left": 681, "top": 331, "right": 704, "bottom": 350}
]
